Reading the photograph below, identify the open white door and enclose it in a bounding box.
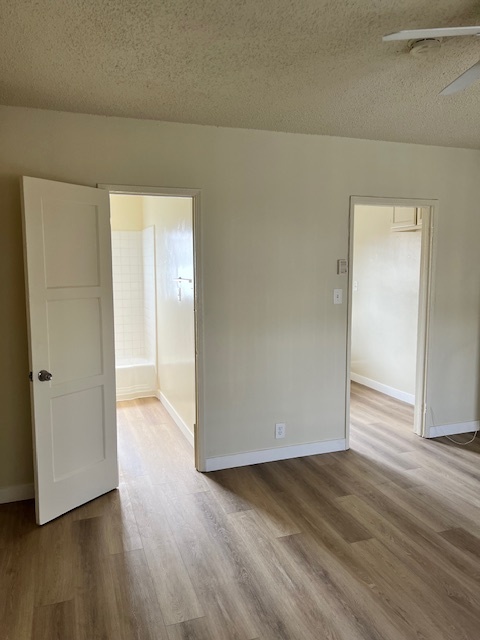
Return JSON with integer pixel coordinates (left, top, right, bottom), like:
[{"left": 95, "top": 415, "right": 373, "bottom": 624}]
[{"left": 21, "top": 177, "right": 118, "bottom": 525}]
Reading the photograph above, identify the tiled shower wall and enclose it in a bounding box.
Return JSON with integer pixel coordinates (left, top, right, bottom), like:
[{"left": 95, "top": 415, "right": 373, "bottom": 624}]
[
  {"left": 112, "top": 229, "right": 156, "bottom": 366},
  {"left": 142, "top": 226, "right": 156, "bottom": 364}
]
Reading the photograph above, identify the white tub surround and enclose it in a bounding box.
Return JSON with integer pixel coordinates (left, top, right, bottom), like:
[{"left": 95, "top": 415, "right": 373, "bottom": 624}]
[
  {"left": 112, "top": 227, "right": 158, "bottom": 401},
  {"left": 115, "top": 358, "right": 157, "bottom": 401}
]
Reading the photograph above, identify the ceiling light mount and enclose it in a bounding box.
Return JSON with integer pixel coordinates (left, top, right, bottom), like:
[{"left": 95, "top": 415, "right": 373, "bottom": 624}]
[
  {"left": 408, "top": 38, "right": 441, "bottom": 56},
  {"left": 383, "top": 26, "right": 480, "bottom": 94}
]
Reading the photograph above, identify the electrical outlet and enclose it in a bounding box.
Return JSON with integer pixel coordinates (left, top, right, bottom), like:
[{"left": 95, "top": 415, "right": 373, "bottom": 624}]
[{"left": 275, "top": 423, "right": 286, "bottom": 439}]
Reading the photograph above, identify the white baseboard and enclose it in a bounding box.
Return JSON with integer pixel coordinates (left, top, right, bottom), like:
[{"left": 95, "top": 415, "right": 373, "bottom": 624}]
[
  {"left": 0, "top": 483, "right": 34, "bottom": 504},
  {"left": 351, "top": 373, "right": 415, "bottom": 405},
  {"left": 426, "top": 420, "right": 479, "bottom": 439},
  {"left": 116, "top": 388, "right": 156, "bottom": 401},
  {"left": 205, "top": 438, "right": 347, "bottom": 472},
  {"left": 156, "top": 390, "right": 194, "bottom": 447}
]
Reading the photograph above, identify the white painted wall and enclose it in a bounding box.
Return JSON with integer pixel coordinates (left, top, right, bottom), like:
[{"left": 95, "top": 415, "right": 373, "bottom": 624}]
[
  {"left": 1, "top": 104, "right": 480, "bottom": 490},
  {"left": 143, "top": 196, "right": 196, "bottom": 435},
  {"left": 110, "top": 194, "right": 143, "bottom": 231},
  {"left": 351, "top": 205, "right": 421, "bottom": 402}
]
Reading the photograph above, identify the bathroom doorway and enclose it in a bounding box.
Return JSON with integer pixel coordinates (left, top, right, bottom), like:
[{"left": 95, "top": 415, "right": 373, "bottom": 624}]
[{"left": 102, "top": 184, "right": 203, "bottom": 468}]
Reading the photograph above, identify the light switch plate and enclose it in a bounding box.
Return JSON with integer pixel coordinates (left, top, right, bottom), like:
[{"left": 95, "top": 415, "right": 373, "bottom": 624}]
[
  {"left": 334, "top": 289, "right": 343, "bottom": 304},
  {"left": 337, "top": 259, "right": 348, "bottom": 275}
]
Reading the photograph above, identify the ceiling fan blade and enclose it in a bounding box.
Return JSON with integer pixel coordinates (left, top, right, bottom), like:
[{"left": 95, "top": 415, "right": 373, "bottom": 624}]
[
  {"left": 440, "top": 59, "right": 480, "bottom": 95},
  {"left": 383, "top": 26, "right": 480, "bottom": 41}
]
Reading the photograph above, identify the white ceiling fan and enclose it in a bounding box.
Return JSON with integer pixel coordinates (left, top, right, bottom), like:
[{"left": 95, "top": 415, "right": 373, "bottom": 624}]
[{"left": 383, "top": 26, "right": 480, "bottom": 95}]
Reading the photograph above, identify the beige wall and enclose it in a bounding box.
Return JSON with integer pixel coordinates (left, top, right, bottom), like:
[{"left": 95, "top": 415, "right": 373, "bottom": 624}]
[
  {"left": 351, "top": 205, "right": 421, "bottom": 397},
  {"left": 1, "top": 104, "right": 480, "bottom": 489},
  {"left": 143, "top": 196, "right": 195, "bottom": 433},
  {"left": 110, "top": 194, "right": 144, "bottom": 230}
]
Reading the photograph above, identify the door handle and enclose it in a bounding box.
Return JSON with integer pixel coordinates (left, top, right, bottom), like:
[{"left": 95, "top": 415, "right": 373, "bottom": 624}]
[{"left": 38, "top": 370, "right": 53, "bottom": 382}]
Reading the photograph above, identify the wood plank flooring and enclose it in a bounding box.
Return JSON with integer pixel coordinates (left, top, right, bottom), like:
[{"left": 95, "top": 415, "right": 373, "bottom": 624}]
[{"left": 1, "top": 384, "right": 480, "bottom": 639}]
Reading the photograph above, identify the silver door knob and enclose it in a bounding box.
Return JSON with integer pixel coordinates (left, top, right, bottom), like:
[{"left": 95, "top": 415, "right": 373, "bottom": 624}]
[{"left": 38, "top": 370, "right": 53, "bottom": 382}]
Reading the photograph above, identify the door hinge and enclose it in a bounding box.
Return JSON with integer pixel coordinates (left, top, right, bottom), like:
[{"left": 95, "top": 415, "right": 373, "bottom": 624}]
[{"left": 29, "top": 371, "right": 33, "bottom": 382}]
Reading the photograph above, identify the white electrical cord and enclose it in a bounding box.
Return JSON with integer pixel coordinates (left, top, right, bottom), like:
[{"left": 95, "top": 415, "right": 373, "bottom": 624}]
[
  {"left": 430, "top": 407, "right": 478, "bottom": 445},
  {"left": 444, "top": 431, "right": 478, "bottom": 445}
]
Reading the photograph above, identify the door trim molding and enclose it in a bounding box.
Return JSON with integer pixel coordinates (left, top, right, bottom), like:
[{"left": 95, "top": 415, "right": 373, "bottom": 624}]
[
  {"left": 98, "top": 184, "right": 205, "bottom": 471},
  {"left": 346, "top": 196, "right": 437, "bottom": 443}
]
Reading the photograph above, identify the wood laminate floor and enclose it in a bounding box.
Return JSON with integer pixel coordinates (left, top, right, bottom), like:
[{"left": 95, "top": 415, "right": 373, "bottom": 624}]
[{"left": 2, "top": 384, "right": 480, "bottom": 639}]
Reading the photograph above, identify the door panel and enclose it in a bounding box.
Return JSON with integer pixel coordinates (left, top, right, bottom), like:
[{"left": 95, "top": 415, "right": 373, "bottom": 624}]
[
  {"left": 47, "top": 297, "right": 103, "bottom": 381},
  {"left": 51, "top": 387, "right": 105, "bottom": 481},
  {"left": 42, "top": 199, "right": 100, "bottom": 288},
  {"left": 21, "top": 177, "right": 118, "bottom": 525}
]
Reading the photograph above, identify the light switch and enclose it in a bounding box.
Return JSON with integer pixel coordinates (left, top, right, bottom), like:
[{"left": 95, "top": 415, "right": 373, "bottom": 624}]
[
  {"left": 337, "top": 259, "right": 348, "bottom": 275},
  {"left": 334, "top": 289, "right": 343, "bottom": 304}
]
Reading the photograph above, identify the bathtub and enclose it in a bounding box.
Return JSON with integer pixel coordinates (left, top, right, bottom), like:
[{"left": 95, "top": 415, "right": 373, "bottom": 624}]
[{"left": 115, "top": 358, "right": 157, "bottom": 401}]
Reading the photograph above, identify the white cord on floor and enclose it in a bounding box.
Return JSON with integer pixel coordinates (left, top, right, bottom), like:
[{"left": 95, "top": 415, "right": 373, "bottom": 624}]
[
  {"left": 430, "top": 407, "right": 478, "bottom": 445},
  {"left": 444, "top": 431, "right": 478, "bottom": 445}
]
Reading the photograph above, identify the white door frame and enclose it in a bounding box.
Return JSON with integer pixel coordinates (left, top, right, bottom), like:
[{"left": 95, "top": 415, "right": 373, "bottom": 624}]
[
  {"left": 346, "top": 196, "right": 437, "bottom": 445},
  {"left": 98, "top": 184, "right": 205, "bottom": 472}
]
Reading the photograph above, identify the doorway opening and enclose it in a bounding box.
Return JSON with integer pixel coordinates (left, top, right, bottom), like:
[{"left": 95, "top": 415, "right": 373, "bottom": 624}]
[
  {"left": 102, "top": 185, "right": 203, "bottom": 469},
  {"left": 346, "top": 198, "right": 435, "bottom": 446}
]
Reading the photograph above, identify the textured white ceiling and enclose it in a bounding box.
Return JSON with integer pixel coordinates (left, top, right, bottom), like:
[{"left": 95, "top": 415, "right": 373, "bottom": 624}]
[{"left": 1, "top": 0, "right": 480, "bottom": 148}]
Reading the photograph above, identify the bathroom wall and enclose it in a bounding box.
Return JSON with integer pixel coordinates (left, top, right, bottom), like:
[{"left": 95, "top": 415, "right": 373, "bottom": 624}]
[
  {"left": 110, "top": 194, "right": 157, "bottom": 366},
  {"left": 111, "top": 230, "right": 145, "bottom": 363},
  {"left": 142, "top": 226, "right": 156, "bottom": 364},
  {"left": 143, "top": 196, "right": 196, "bottom": 435},
  {"left": 110, "top": 194, "right": 143, "bottom": 231}
]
